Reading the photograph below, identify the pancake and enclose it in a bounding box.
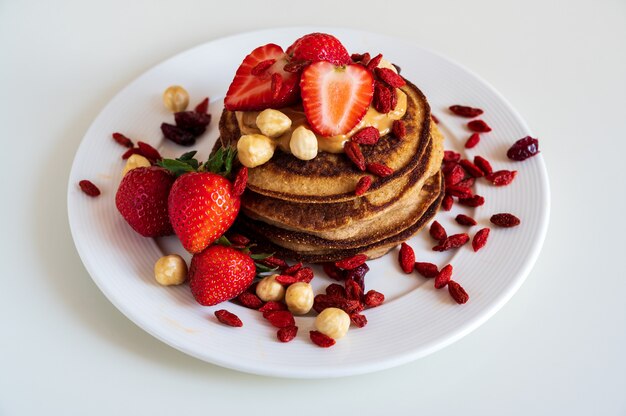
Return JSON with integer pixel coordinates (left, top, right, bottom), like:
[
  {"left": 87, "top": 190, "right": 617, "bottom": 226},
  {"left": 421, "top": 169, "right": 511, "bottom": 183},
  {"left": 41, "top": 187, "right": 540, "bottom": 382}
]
[
  {"left": 240, "top": 123, "right": 444, "bottom": 240},
  {"left": 218, "top": 79, "right": 431, "bottom": 203},
  {"left": 236, "top": 172, "right": 444, "bottom": 263}
]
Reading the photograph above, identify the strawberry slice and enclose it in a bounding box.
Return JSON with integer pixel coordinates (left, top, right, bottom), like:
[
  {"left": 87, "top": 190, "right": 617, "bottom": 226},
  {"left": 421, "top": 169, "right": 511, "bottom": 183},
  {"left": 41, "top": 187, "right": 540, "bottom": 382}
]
[
  {"left": 300, "top": 61, "right": 374, "bottom": 137},
  {"left": 224, "top": 44, "right": 300, "bottom": 111}
]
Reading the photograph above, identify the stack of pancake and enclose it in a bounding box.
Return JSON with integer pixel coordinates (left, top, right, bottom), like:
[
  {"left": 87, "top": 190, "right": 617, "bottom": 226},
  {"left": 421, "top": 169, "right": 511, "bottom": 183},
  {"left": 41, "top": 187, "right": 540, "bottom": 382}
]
[{"left": 217, "top": 80, "right": 444, "bottom": 263}]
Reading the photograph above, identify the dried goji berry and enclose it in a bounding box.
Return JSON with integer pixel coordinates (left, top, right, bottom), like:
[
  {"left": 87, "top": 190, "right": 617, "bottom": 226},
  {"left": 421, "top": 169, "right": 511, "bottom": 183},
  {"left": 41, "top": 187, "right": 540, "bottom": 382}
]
[
  {"left": 485, "top": 170, "right": 517, "bottom": 186},
  {"left": 237, "top": 292, "right": 263, "bottom": 309},
  {"left": 137, "top": 141, "right": 162, "bottom": 161},
  {"left": 345, "top": 279, "right": 363, "bottom": 301},
  {"left": 448, "top": 280, "right": 469, "bottom": 304},
  {"left": 373, "top": 81, "right": 391, "bottom": 113},
  {"left": 443, "top": 150, "right": 461, "bottom": 163},
  {"left": 459, "top": 159, "right": 484, "bottom": 178},
  {"left": 434, "top": 264, "right": 453, "bottom": 289},
  {"left": 472, "top": 228, "right": 490, "bottom": 252},
  {"left": 366, "top": 53, "right": 383, "bottom": 71},
  {"left": 433, "top": 234, "right": 470, "bottom": 252},
  {"left": 415, "top": 262, "right": 439, "bottom": 278},
  {"left": 283, "top": 59, "right": 310, "bottom": 73},
  {"left": 457, "top": 177, "right": 475, "bottom": 188},
  {"left": 261, "top": 256, "right": 288, "bottom": 270},
  {"left": 392, "top": 119, "right": 406, "bottom": 139},
  {"left": 473, "top": 155, "right": 493, "bottom": 175},
  {"left": 429, "top": 221, "right": 448, "bottom": 241},
  {"left": 490, "top": 213, "right": 521, "bottom": 227},
  {"left": 335, "top": 254, "right": 368, "bottom": 270},
  {"left": 350, "top": 313, "right": 368, "bottom": 328},
  {"left": 366, "top": 162, "right": 394, "bottom": 177},
  {"left": 310, "top": 330, "right": 335, "bottom": 348},
  {"left": 388, "top": 84, "right": 398, "bottom": 111},
  {"left": 251, "top": 58, "right": 276, "bottom": 76},
  {"left": 507, "top": 136, "right": 540, "bottom": 161},
  {"left": 364, "top": 290, "right": 385, "bottom": 307},
  {"left": 326, "top": 283, "right": 347, "bottom": 298},
  {"left": 293, "top": 267, "right": 314, "bottom": 283},
  {"left": 445, "top": 164, "right": 466, "bottom": 187},
  {"left": 265, "top": 310, "right": 295, "bottom": 328},
  {"left": 277, "top": 325, "right": 298, "bottom": 342},
  {"left": 112, "top": 132, "right": 133, "bottom": 148},
  {"left": 442, "top": 195, "right": 454, "bottom": 211},
  {"left": 270, "top": 73, "right": 283, "bottom": 100},
  {"left": 344, "top": 141, "right": 366, "bottom": 171},
  {"left": 458, "top": 195, "right": 485, "bottom": 207},
  {"left": 375, "top": 67, "right": 406, "bottom": 88},
  {"left": 161, "top": 123, "right": 196, "bottom": 146},
  {"left": 465, "top": 133, "right": 480, "bottom": 149},
  {"left": 468, "top": 119, "right": 492, "bottom": 133},
  {"left": 322, "top": 263, "right": 345, "bottom": 280},
  {"left": 259, "top": 301, "right": 287, "bottom": 313},
  {"left": 194, "top": 97, "right": 209, "bottom": 114},
  {"left": 442, "top": 161, "right": 458, "bottom": 176},
  {"left": 121, "top": 147, "right": 140, "bottom": 160},
  {"left": 399, "top": 242, "right": 415, "bottom": 274},
  {"left": 284, "top": 262, "right": 303, "bottom": 276},
  {"left": 215, "top": 309, "right": 243, "bottom": 327},
  {"left": 445, "top": 184, "right": 473, "bottom": 199},
  {"left": 449, "top": 105, "right": 484, "bottom": 118},
  {"left": 232, "top": 167, "right": 248, "bottom": 196},
  {"left": 351, "top": 126, "right": 380, "bottom": 145},
  {"left": 79, "top": 180, "right": 100, "bottom": 197},
  {"left": 351, "top": 52, "right": 370, "bottom": 63},
  {"left": 229, "top": 233, "right": 250, "bottom": 246},
  {"left": 275, "top": 274, "right": 298, "bottom": 285},
  {"left": 355, "top": 176, "right": 372, "bottom": 196},
  {"left": 431, "top": 114, "right": 439, "bottom": 124},
  {"left": 455, "top": 214, "right": 477, "bottom": 226}
]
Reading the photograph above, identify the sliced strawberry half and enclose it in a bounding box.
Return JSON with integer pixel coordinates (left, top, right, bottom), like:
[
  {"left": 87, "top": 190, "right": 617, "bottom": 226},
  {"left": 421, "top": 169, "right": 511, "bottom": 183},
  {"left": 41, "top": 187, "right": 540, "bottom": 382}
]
[
  {"left": 224, "top": 44, "right": 300, "bottom": 111},
  {"left": 300, "top": 61, "right": 374, "bottom": 137}
]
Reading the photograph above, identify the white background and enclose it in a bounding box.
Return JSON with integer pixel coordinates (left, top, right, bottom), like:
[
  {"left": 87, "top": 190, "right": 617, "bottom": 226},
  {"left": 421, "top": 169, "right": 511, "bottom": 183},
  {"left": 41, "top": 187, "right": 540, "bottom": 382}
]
[{"left": 1, "top": 0, "right": 625, "bottom": 414}]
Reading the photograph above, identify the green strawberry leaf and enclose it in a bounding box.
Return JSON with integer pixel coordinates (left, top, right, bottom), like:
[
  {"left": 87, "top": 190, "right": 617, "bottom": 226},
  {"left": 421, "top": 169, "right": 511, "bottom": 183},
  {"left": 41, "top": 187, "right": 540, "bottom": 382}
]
[
  {"left": 249, "top": 252, "right": 274, "bottom": 260},
  {"left": 157, "top": 158, "right": 196, "bottom": 176},
  {"left": 204, "top": 146, "right": 237, "bottom": 177},
  {"left": 254, "top": 263, "right": 278, "bottom": 274},
  {"left": 215, "top": 235, "right": 232, "bottom": 246}
]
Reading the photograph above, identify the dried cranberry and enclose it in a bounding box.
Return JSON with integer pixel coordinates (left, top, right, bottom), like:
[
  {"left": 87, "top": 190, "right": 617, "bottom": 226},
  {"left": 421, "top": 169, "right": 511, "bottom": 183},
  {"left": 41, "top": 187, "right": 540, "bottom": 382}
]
[
  {"left": 161, "top": 123, "right": 196, "bottom": 146},
  {"left": 322, "top": 263, "right": 346, "bottom": 280},
  {"left": 174, "top": 111, "right": 211, "bottom": 136},
  {"left": 345, "top": 263, "right": 369, "bottom": 292},
  {"left": 507, "top": 136, "right": 540, "bottom": 161}
]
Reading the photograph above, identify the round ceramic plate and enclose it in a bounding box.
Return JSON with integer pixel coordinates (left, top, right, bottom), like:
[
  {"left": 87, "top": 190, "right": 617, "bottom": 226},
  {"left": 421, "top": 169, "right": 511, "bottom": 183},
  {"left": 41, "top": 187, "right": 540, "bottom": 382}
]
[{"left": 67, "top": 27, "right": 549, "bottom": 378}]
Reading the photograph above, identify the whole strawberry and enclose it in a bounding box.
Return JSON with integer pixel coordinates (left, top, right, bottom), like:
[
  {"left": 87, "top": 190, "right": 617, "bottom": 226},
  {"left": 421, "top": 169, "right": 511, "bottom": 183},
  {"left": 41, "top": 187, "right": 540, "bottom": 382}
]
[
  {"left": 286, "top": 33, "right": 351, "bottom": 66},
  {"left": 168, "top": 172, "right": 240, "bottom": 253},
  {"left": 115, "top": 166, "right": 175, "bottom": 237},
  {"left": 188, "top": 245, "right": 256, "bottom": 306}
]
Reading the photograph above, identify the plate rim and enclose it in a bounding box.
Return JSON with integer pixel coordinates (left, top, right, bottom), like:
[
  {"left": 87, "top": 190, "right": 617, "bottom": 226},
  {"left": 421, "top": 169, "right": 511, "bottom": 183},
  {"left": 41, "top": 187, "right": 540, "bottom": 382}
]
[{"left": 67, "top": 26, "right": 550, "bottom": 378}]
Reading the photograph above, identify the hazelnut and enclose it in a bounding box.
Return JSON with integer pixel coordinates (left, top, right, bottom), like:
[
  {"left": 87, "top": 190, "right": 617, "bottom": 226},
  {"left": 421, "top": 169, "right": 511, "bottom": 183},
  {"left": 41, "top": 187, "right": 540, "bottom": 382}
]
[
  {"left": 162, "top": 85, "right": 189, "bottom": 113},
  {"left": 377, "top": 58, "right": 398, "bottom": 73},
  {"left": 154, "top": 254, "right": 187, "bottom": 286},
  {"left": 255, "top": 274, "right": 285, "bottom": 302},
  {"left": 122, "top": 154, "right": 151, "bottom": 176},
  {"left": 285, "top": 282, "right": 314, "bottom": 315},
  {"left": 256, "top": 109, "right": 292, "bottom": 138},
  {"left": 289, "top": 126, "right": 318, "bottom": 161},
  {"left": 315, "top": 307, "right": 350, "bottom": 339},
  {"left": 237, "top": 134, "right": 276, "bottom": 168}
]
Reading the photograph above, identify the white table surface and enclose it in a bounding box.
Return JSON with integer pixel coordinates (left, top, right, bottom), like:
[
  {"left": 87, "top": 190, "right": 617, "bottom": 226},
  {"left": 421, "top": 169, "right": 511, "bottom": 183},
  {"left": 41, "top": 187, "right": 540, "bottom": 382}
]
[{"left": 1, "top": 0, "right": 625, "bottom": 414}]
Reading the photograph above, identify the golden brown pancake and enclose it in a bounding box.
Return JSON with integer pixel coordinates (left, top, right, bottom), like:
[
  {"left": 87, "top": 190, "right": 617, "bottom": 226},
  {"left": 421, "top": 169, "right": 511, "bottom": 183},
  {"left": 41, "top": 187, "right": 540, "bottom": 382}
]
[{"left": 218, "top": 80, "right": 431, "bottom": 203}]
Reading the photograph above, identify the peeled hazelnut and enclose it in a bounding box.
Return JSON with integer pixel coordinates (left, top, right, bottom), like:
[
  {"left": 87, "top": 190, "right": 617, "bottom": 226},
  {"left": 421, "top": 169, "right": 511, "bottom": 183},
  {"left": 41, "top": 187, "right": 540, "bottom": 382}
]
[
  {"left": 256, "top": 109, "right": 292, "bottom": 138},
  {"left": 315, "top": 307, "right": 350, "bottom": 339},
  {"left": 162, "top": 85, "right": 189, "bottom": 113},
  {"left": 237, "top": 134, "right": 276, "bottom": 168},
  {"left": 122, "top": 154, "right": 151, "bottom": 176},
  {"left": 256, "top": 274, "right": 285, "bottom": 302},
  {"left": 285, "top": 282, "right": 314, "bottom": 315},
  {"left": 154, "top": 254, "right": 187, "bottom": 286},
  {"left": 289, "top": 126, "right": 318, "bottom": 161}
]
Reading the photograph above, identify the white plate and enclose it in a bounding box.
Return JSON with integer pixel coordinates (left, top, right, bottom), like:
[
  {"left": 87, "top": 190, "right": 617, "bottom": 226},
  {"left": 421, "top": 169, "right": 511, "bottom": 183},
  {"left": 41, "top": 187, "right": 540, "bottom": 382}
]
[{"left": 67, "top": 27, "right": 549, "bottom": 378}]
